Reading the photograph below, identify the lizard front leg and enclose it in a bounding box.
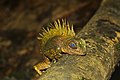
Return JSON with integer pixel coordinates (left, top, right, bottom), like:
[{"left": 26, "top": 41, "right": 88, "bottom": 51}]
[{"left": 33, "top": 57, "right": 51, "bottom": 75}]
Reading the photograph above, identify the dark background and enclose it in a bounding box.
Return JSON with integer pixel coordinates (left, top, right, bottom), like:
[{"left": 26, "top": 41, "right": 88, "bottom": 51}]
[{"left": 0, "top": 0, "right": 119, "bottom": 80}]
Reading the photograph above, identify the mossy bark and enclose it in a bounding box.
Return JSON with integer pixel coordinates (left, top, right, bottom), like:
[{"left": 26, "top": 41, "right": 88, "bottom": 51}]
[{"left": 38, "top": 0, "right": 120, "bottom": 80}]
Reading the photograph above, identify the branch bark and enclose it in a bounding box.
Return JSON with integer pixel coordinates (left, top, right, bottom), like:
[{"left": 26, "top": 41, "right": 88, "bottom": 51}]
[{"left": 38, "top": 0, "right": 120, "bottom": 80}]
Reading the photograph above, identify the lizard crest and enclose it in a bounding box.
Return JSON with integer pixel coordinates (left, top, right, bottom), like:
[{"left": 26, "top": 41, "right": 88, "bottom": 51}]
[{"left": 38, "top": 19, "right": 75, "bottom": 47}]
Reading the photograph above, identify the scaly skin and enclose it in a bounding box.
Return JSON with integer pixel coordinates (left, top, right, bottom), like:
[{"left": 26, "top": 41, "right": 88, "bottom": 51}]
[{"left": 34, "top": 19, "right": 86, "bottom": 75}]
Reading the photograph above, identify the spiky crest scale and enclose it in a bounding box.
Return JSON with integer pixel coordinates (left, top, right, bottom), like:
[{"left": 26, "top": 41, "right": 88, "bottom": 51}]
[{"left": 38, "top": 19, "right": 75, "bottom": 46}]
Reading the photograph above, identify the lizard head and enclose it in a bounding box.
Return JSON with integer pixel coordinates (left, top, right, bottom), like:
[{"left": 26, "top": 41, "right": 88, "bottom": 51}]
[{"left": 60, "top": 37, "right": 86, "bottom": 55}]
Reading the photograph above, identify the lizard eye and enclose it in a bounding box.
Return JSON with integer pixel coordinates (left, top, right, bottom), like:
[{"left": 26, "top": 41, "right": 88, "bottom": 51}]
[{"left": 69, "top": 42, "right": 77, "bottom": 49}]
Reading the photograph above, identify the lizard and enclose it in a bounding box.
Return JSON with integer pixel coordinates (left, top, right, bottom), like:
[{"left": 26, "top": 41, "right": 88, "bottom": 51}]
[{"left": 33, "top": 19, "right": 86, "bottom": 75}]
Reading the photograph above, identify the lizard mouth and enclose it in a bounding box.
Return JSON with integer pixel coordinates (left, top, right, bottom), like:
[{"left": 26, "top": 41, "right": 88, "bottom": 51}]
[{"left": 61, "top": 48, "right": 86, "bottom": 56}]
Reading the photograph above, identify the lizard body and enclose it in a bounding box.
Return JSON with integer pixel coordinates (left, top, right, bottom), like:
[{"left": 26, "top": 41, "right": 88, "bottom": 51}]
[{"left": 34, "top": 19, "right": 86, "bottom": 75}]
